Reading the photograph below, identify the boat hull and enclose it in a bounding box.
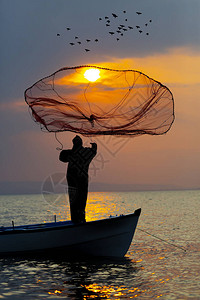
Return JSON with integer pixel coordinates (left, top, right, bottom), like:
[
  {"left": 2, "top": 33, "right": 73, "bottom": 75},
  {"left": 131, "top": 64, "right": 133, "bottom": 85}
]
[{"left": 0, "top": 209, "right": 141, "bottom": 258}]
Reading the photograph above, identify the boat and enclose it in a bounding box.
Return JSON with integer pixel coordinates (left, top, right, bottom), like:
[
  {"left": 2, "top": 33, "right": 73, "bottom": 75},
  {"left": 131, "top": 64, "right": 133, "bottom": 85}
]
[{"left": 0, "top": 208, "right": 141, "bottom": 258}]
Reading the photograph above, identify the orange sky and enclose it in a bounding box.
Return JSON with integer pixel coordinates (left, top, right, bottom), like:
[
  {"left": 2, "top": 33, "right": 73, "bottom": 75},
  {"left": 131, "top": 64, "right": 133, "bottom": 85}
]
[
  {"left": 1, "top": 1, "right": 200, "bottom": 192},
  {"left": 1, "top": 47, "right": 199, "bottom": 190}
]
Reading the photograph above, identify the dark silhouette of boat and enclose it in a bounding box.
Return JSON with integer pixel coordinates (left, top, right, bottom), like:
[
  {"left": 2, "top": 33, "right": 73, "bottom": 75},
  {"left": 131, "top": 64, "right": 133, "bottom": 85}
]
[{"left": 0, "top": 209, "right": 141, "bottom": 258}]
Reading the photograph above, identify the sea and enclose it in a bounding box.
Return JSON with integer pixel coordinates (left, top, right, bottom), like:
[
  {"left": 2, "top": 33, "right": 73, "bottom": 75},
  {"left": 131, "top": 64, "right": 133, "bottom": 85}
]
[{"left": 0, "top": 190, "right": 199, "bottom": 299}]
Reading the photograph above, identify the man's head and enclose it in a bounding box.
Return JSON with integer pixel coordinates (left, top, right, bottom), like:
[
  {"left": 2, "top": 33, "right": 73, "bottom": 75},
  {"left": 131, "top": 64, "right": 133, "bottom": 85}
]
[{"left": 72, "top": 135, "right": 83, "bottom": 147}]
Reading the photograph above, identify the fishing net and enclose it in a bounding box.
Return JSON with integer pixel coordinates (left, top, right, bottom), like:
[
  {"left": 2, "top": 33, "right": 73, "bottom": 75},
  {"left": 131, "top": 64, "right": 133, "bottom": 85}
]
[{"left": 24, "top": 65, "right": 174, "bottom": 136}]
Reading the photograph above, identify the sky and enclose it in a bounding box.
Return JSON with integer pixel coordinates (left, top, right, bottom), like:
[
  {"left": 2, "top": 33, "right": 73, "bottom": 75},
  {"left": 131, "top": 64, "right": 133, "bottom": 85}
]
[{"left": 0, "top": 0, "right": 200, "bottom": 193}]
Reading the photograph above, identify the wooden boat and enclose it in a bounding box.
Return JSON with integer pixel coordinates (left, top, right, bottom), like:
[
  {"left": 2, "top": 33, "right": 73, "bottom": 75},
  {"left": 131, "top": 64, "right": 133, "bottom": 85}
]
[{"left": 0, "top": 208, "right": 141, "bottom": 258}]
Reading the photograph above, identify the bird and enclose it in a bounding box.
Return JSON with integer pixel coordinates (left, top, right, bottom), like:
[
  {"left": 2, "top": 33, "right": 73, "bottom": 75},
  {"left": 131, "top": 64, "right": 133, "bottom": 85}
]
[
  {"left": 106, "top": 20, "right": 110, "bottom": 23},
  {"left": 112, "top": 13, "right": 118, "bottom": 18},
  {"left": 149, "top": 19, "right": 152, "bottom": 22},
  {"left": 139, "top": 30, "right": 142, "bottom": 33},
  {"left": 77, "top": 41, "right": 81, "bottom": 44},
  {"left": 120, "top": 24, "right": 125, "bottom": 27},
  {"left": 128, "top": 26, "right": 133, "bottom": 29},
  {"left": 125, "top": 18, "right": 128, "bottom": 21},
  {"left": 56, "top": 33, "right": 60, "bottom": 36},
  {"left": 121, "top": 33, "right": 123, "bottom": 36},
  {"left": 75, "top": 36, "right": 79, "bottom": 39},
  {"left": 123, "top": 10, "right": 126, "bottom": 13},
  {"left": 146, "top": 33, "right": 149, "bottom": 35},
  {"left": 85, "top": 49, "right": 90, "bottom": 52},
  {"left": 116, "top": 30, "right": 121, "bottom": 33},
  {"left": 136, "top": 25, "right": 140, "bottom": 28},
  {"left": 66, "top": 27, "right": 71, "bottom": 30},
  {"left": 69, "top": 42, "right": 75, "bottom": 45},
  {"left": 136, "top": 12, "right": 142, "bottom": 15},
  {"left": 95, "top": 39, "right": 99, "bottom": 42},
  {"left": 123, "top": 28, "right": 128, "bottom": 31},
  {"left": 99, "top": 18, "right": 102, "bottom": 21},
  {"left": 105, "top": 16, "right": 109, "bottom": 19},
  {"left": 106, "top": 24, "right": 110, "bottom": 26},
  {"left": 145, "top": 23, "right": 148, "bottom": 26},
  {"left": 116, "top": 38, "right": 120, "bottom": 41},
  {"left": 109, "top": 32, "right": 115, "bottom": 35},
  {"left": 86, "top": 39, "right": 91, "bottom": 42}
]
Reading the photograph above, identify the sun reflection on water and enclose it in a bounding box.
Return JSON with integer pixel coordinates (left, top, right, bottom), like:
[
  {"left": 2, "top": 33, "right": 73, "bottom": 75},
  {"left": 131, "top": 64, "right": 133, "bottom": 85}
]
[
  {"left": 86, "top": 192, "right": 128, "bottom": 222},
  {"left": 79, "top": 283, "right": 149, "bottom": 299},
  {"left": 48, "top": 289, "right": 62, "bottom": 295},
  {"left": 42, "top": 192, "right": 129, "bottom": 223}
]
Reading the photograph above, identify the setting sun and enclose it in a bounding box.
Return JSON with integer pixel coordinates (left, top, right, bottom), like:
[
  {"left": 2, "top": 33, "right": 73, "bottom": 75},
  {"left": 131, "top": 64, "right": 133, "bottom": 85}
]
[{"left": 84, "top": 68, "right": 100, "bottom": 82}]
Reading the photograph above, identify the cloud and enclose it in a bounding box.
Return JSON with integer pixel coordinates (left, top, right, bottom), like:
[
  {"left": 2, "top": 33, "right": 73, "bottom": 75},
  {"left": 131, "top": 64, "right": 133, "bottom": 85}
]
[
  {"left": 0, "top": 100, "right": 26, "bottom": 112},
  {"left": 94, "top": 47, "right": 200, "bottom": 85}
]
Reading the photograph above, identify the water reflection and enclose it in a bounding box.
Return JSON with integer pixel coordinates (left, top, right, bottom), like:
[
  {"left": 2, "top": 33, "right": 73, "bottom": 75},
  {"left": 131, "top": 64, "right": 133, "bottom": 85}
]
[
  {"left": 53, "top": 253, "right": 169, "bottom": 299},
  {"left": 52, "top": 257, "right": 141, "bottom": 299},
  {"left": 0, "top": 256, "right": 143, "bottom": 299},
  {"left": 1, "top": 191, "right": 200, "bottom": 299}
]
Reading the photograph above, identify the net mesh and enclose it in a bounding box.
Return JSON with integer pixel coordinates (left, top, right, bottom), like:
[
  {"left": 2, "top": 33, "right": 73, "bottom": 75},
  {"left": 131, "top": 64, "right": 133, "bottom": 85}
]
[{"left": 24, "top": 65, "right": 174, "bottom": 136}]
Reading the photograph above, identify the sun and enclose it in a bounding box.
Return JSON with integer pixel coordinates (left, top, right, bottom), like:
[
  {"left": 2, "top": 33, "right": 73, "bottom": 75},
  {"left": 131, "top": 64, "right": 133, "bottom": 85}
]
[{"left": 84, "top": 68, "right": 100, "bottom": 82}]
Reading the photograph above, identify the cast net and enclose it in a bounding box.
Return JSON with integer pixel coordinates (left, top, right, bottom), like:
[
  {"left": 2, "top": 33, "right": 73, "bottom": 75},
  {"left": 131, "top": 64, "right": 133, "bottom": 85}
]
[{"left": 24, "top": 65, "right": 174, "bottom": 136}]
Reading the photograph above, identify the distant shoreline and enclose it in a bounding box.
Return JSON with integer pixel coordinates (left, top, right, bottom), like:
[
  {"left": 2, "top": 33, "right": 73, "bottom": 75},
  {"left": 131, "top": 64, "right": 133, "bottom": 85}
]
[{"left": 0, "top": 181, "right": 199, "bottom": 195}]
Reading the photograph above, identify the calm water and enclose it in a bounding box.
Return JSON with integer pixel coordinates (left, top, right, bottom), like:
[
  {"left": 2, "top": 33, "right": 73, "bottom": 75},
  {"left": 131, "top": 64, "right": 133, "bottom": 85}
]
[{"left": 0, "top": 190, "right": 199, "bottom": 299}]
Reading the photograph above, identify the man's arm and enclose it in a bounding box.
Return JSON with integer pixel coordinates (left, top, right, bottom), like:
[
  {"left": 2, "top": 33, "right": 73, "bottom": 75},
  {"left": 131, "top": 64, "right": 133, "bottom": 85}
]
[
  {"left": 59, "top": 150, "right": 72, "bottom": 163},
  {"left": 90, "top": 142, "right": 97, "bottom": 157}
]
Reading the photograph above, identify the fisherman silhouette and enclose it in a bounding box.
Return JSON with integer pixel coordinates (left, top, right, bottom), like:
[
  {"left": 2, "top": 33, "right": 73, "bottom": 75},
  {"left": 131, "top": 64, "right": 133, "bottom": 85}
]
[{"left": 59, "top": 136, "right": 97, "bottom": 223}]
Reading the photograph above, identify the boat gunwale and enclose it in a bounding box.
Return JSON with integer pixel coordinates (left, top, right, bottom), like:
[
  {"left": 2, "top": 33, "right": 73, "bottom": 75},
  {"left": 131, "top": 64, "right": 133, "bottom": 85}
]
[{"left": 0, "top": 208, "right": 141, "bottom": 236}]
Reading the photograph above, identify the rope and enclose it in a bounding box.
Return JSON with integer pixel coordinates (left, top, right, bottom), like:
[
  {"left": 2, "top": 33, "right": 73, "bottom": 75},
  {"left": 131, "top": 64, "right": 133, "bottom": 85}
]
[
  {"left": 84, "top": 82, "right": 92, "bottom": 116},
  {"left": 138, "top": 228, "right": 187, "bottom": 252},
  {"left": 55, "top": 132, "right": 63, "bottom": 151}
]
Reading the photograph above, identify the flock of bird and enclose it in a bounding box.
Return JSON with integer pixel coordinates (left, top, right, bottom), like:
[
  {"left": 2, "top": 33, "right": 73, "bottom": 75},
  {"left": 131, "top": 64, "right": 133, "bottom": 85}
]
[{"left": 57, "top": 10, "right": 152, "bottom": 53}]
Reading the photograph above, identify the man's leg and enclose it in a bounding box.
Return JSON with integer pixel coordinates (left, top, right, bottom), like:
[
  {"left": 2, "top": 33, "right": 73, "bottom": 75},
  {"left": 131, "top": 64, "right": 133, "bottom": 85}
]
[{"left": 78, "top": 180, "right": 88, "bottom": 222}]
